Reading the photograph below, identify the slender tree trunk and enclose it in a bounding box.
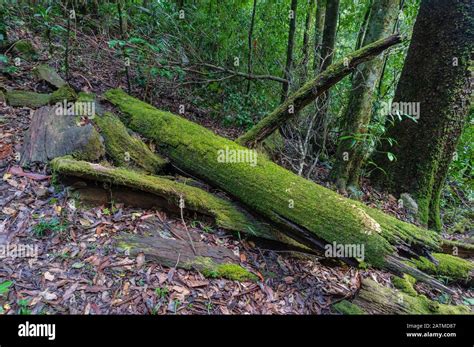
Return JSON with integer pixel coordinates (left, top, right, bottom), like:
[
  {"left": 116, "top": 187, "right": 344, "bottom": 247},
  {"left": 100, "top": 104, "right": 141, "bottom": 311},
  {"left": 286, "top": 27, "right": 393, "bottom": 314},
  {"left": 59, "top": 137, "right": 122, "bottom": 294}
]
[
  {"left": 301, "top": 0, "right": 314, "bottom": 80},
  {"left": 355, "top": 0, "right": 372, "bottom": 51},
  {"left": 372, "top": 0, "right": 473, "bottom": 231},
  {"left": 313, "top": 0, "right": 326, "bottom": 73},
  {"left": 281, "top": 0, "right": 298, "bottom": 102},
  {"left": 246, "top": 0, "right": 258, "bottom": 94},
  {"left": 319, "top": 0, "right": 339, "bottom": 72},
  {"left": 65, "top": 7, "right": 71, "bottom": 81},
  {"left": 117, "top": 0, "right": 131, "bottom": 94},
  {"left": 310, "top": 0, "right": 339, "bottom": 157},
  {"left": 330, "top": 0, "right": 399, "bottom": 191}
]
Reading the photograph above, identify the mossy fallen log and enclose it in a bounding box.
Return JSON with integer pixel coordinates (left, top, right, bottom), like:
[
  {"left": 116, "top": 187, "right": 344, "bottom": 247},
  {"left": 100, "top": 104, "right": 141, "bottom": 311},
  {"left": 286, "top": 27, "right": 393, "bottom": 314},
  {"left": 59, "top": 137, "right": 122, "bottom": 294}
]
[
  {"left": 237, "top": 34, "right": 402, "bottom": 147},
  {"left": 94, "top": 112, "right": 168, "bottom": 173},
  {"left": 6, "top": 85, "right": 77, "bottom": 108},
  {"left": 51, "top": 157, "right": 288, "bottom": 242},
  {"left": 406, "top": 253, "right": 473, "bottom": 286},
  {"left": 20, "top": 106, "right": 104, "bottom": 166},
  {"left": 33, "top": 64, "right": 66, "bottom": 88},
  {"left": 334, "top": 278, "right": 470, "bottom": 315},
  {"left": 6, "top": 90, "right": 51, "bottom": 108},
  {"left": 104, "top": 89, "right": 451, "bottom": 289},
  {"left": 116, "top": 232, "right": 257, "bottom": 281}
]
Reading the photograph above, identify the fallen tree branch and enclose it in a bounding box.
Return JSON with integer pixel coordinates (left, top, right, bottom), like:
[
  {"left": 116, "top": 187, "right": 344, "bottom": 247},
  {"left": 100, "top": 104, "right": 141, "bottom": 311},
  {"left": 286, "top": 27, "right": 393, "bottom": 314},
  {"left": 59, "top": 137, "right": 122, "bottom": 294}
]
[
  {"left": 237, "top": 34, "right": 403, "bottom": 147},
  {"left": 333, "top": 278, "right": 469, "bottom": 315},
  {"left": 51, "top": 156, "right": 285, "bottom": 242},
  {"left": 116, "top": 232, "right": 257, "bottom": 281}
]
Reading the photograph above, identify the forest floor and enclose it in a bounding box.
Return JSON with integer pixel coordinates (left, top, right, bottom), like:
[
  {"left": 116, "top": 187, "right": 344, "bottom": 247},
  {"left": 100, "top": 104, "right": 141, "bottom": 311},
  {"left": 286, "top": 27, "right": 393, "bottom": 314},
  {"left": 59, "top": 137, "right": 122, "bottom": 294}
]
[{"left": 0, "top": 25, "right": 472, "bottom": 315}]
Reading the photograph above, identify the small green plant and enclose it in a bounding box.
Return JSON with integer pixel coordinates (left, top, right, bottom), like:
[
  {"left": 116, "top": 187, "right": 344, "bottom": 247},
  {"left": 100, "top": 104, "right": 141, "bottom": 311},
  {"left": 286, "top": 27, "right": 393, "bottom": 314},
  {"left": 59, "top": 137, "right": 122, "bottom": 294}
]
[
  {"left": 205, "top": 301, "right": 213, "bottom": 313},
  {"left": 0, "top": 280, "right": 12, "bottom": 297},
  {"left": 154, "top": 287, "right": 169, "bottom": 299},
  {"left": 172, "top": 299, "right": 181, "bottom": 314},
  {"left": 32, "top": 218, "right": 68, "bottom": 237},
  {"left": 17, "top": 299, "right": 31, "bottom": 315},
  {"left": 102, "top": 207, "right": 111, "bottom": 215}
]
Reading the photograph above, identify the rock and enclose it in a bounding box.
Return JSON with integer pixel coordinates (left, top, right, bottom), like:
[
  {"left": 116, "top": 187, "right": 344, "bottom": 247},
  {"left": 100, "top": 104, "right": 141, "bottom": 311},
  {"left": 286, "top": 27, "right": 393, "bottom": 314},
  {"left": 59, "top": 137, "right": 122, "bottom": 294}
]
[
  {"left": 33, "top": 64, "right": 66, "bottom": 89},
  {"left": 400, "top": 193, "right": 418, "bottom": 217}
]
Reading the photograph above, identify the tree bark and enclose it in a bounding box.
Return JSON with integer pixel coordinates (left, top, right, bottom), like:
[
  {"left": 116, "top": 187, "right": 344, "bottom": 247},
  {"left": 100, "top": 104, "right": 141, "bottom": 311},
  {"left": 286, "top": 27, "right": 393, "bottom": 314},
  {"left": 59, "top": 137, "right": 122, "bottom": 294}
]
[
  {"left": 281, "top": 0, "right": 298, "bottom": 102},
  {"left": 319, "top": 0, "right": 339, "bottom": 72},
  {"left": 330, "top": 0, "right": 399, "bottom": 191},
  {"left": 104, "top": 88, "right": 446, "bottom": 275},
  {"left": 313, "top": 0, "right": 326, "bottom": 73},
  {"left": 301, "top": 0, "right": 314, "bottom": 80},
  {"left": 371, "top": 0, "right": 473, "bottom": 231},
  {"left": 333, "top": 278, "right": 469, "bottom": 314},
  {"left": 237, "top": 34, "right": 402, "bottom": 147},
  {"left": 246, "top": 0, "right": 257, "bottom": 93}
]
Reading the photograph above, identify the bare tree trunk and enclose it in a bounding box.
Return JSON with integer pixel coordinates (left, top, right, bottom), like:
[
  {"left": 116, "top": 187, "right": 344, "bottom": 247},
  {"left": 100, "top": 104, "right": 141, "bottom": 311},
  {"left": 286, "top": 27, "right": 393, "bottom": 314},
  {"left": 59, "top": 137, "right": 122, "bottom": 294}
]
[
  {"left": 313, "top": 0, "right": 326, "bottom": 73},
  {"left": 281, "top": 0, "right": 298, "bottom": 102},
  {"left": 301, "top": 0, "right": 314, "bottom": 80},
  {"left": 246, "top": 0, "right": 258, "bottom": 94},
  {"left": 310, "top": 0, "right": 339, "bottom": 159}
]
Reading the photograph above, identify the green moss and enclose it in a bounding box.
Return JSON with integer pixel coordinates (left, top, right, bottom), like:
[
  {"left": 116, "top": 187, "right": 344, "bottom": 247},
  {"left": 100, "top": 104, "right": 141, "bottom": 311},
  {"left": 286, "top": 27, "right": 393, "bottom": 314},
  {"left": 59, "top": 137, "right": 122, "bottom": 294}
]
[
  {"left": 361, "top": 279, "right": 470, "bottom": 314},
  {"left": 51, "top": 157, "right": 277, "bottom": 239},
  {"left": 6, "top": 90, "right": 51, "bottom": 108},
  {"left": 71, "top": 128, "right": 105, "bottom": 161},
  {"left": 392, "top": 274, "right": 418, "bottom": 296},
  {"left": 408, "top": 253, "right": 473, "bottom": 282},
  {"left": 333, "top": 300, "right": 366, "bottom": 315},
  {"left": 187, "top": 256, "right": 257, "bottom": 282},
  {"left": 76, "top": 92, "right": 96, "bottom": 103},
  {"left": 104, "top": 88, "right": 442, "bottom": 268},
  {"left": 50, "top": 85, "right": 77, "bottom": 104},
  {"left": 94, "top": 112, "right": 167, "bottom": 173}
]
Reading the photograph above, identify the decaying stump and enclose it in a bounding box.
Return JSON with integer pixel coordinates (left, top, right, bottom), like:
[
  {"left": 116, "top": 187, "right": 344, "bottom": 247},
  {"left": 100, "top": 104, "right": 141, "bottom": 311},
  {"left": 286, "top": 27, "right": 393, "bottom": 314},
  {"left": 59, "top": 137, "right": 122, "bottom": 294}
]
[{"left": 20, "top": 106, "right": 105, "bottom": 166}]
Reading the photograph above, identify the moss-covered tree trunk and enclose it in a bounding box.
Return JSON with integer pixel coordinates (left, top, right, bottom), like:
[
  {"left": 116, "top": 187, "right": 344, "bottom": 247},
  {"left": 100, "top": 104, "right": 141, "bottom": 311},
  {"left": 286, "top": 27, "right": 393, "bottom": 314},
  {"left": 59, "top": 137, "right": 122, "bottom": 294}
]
[
  {"left": 371, "top": 0, "right": 473, "bottom": 230},
  {"left": 104, "top": 88, "right": 447, "bottom": 274},
  {"left": 310, "top": 0, "right": 339, "bottom": 152},
  {"left": 237, "top": 34, "right": 402, "bottom": 147},
  {"left": 330, "top": 0, "right": 399, "bottom": 191}
]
